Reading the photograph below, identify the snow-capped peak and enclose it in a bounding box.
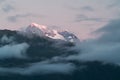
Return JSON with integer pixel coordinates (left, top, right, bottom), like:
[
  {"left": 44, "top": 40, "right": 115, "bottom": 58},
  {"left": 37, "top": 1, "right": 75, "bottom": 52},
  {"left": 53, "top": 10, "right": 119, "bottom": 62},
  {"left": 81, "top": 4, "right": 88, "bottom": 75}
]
[
  {"left": 59, "top": 31, "right": 80, "bottom": 43},
  {"left": 20, "top": 23, "right": 80, "bottom": 43},
  {"left": 45, "top": 29, "right": 65, "bottom": 40},
  {"left": 30, "top": 23, "right": 47, "bottom": 31}
]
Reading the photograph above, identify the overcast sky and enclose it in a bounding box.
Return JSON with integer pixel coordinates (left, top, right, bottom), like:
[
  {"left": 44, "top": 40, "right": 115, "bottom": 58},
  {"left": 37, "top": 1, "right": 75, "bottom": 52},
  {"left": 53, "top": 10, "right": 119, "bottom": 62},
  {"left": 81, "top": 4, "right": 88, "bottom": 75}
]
[{"left": 0, "top": 0, "right": 120, "bottom": 40}]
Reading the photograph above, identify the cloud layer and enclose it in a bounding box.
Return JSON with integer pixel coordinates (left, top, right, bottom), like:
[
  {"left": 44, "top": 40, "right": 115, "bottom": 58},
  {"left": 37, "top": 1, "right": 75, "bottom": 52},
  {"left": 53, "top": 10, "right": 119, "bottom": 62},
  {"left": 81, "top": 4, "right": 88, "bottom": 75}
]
[
  {"left": 0, "top": 35, "right": 14, "bottom": 43},
  {"left": 0, "top": 43, "right": 29, "bottom": 59},
  {"left": 67, "top": 19, "right": 120, "bottom": 64},
  {"left": 0, "top": 60, "right": 75, "bottom": 75}
]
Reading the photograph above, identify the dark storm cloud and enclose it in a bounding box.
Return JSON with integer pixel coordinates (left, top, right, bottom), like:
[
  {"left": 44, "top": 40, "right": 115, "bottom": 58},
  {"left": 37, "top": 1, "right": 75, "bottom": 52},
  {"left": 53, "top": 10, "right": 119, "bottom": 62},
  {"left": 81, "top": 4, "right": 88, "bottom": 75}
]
[
  {"left": 75, "top": 14, "right": 108, "bottom": 22},
  {"left": 66, "top": 19, "right": 120, "bottom": 64},
  {"left": 2, "top": 4, "right": 14, "bottom": 13}
]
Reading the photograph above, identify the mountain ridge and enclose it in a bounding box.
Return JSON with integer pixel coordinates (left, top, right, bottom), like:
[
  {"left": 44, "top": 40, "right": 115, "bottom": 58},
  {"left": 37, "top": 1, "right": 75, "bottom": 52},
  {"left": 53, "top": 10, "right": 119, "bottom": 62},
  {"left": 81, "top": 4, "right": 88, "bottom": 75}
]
[{"left": 19, "top": 23, "right": 80, "bottom": 43}]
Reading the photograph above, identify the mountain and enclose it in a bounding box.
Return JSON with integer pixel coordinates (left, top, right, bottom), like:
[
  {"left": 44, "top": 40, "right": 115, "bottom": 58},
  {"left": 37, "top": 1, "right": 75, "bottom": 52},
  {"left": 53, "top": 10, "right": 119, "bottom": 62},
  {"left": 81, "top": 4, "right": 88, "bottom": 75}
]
[
  {"left": 59, "top": 31, "right": 79, "bottom": 43},
  {"left": 20, "top": 23, "right": 80, "bottom": 43},
  {"left": 0, "top": 25, "right": 120, "bottom": 80}
]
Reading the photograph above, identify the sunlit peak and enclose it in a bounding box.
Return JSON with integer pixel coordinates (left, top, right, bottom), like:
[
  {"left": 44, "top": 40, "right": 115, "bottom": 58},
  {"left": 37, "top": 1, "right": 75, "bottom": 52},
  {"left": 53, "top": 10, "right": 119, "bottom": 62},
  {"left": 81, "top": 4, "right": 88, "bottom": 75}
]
[{"left": 30, "top": 23, "right": 47, "bottom": 30}]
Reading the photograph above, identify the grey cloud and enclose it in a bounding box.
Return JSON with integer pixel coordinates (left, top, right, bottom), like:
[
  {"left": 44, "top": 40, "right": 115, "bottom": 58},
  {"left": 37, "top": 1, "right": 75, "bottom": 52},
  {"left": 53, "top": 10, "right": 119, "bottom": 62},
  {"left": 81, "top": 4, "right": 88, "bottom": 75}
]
[
  {"left": 2, "top": 4, "right": 14, "bottom": 13},
  {"left": 67, "top": 41, "right": 120, "bottom": 64},
  {"left": 0, "top": 0, "right": 5, "bottom": 4},
  {"left": 7, "top": 14, "right": 32, "bottom": 22},
  {"left": 66, "top": 19, "right": 120, "bottom": 64},
  {"left": 107, "top": 0, "right": 120, "bottom": 8},
  {"left": 95, "top": 19, "right": 120, "bottom": 43},
  {"left": 75, "top": 14, "right": 108, "bottom": 22},
  {"left": 0, "top": 43, "right": 29, "bottom": 59},
  {"left": 67, "top": 5, "right": 94, "bottom": 12},
  {"left": 23, "top": 62, "right": 75, "bottom": 75},
  {"left": 7, "top": 13, "right": 44, "bottom": 22},
  {"left": 96, "top": 19, "right": 120, "bottom": 32},
  {"left": 0, "top": 35, "right": 14, "bottom": 43},
  {"left": 0, "top": 0, "right": 14, "bottom": 13},
  {"left": 81, "top": 6, "right": 94, "bottom": 11},
  {"left": 108, "top": 4, "right": 117, "bottom": 8},
  {"left": 0, "top": 61, "right": 75, "bottom": 75}
]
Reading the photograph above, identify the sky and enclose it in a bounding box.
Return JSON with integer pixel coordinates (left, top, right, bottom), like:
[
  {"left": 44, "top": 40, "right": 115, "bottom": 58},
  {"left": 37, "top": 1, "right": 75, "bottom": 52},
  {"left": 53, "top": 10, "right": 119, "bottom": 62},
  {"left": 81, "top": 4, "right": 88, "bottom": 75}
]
[{"left": 0, "top": 0, "right": 120, "bottom": 40}]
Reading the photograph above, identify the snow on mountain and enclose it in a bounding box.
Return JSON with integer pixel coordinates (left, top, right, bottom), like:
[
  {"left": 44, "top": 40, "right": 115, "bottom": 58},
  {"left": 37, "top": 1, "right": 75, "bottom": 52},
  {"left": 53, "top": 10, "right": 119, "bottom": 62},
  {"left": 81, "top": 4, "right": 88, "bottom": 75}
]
[
  {"left": 21, "top": 23, "right": 47, "bottom": 37},
  {"left": 20, "top": 23, "right": 80, "bottom": 43},
  {"left": 59, "top": 31, "right": 80, "bottom": 43},
  {"left": 45, "top": 29, "right": 65, "bottom": 40}
]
